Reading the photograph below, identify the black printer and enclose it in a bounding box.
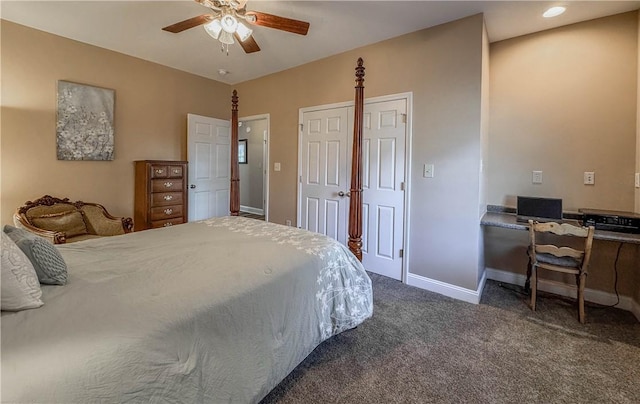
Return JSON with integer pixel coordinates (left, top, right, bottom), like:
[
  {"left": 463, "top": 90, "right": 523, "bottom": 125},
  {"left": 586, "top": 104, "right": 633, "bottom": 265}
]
[{"left": 580, "top": 208, "right": 640, "bottom": 234}]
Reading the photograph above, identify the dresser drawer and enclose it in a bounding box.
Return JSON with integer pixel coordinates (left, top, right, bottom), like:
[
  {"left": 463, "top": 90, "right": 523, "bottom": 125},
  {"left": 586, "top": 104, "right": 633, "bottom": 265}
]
[
  {"left": 150, "top": 204, "right": 183, "bottom": 221},
  {"left": 150, "top": 165, "right": 168, "bottom": 178},
  {"left": 151, "top": 217, "right": 184, "bottom": 229},
  {"left": 151, "top": 178, "right": 183, "bottom": 192},
  {"left": 168, "top": 165, "right": 184, "bottom": 178},
  {"left": 151, "top": 192, "right": 183, "bottom": 207}
]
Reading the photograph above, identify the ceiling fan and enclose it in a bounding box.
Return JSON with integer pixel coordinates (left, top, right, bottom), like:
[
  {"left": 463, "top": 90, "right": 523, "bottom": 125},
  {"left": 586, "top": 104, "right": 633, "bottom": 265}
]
[{"left": 162, "top": 0, "right": 310, "bottom": 54}]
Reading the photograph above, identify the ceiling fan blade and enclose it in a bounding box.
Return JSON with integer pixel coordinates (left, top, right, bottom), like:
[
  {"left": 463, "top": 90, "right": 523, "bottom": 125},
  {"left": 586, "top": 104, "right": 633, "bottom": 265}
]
[
  {"left": 162, "top": 14, "right": 214, "bottom": 33},
  {"left": 234, "top": 33, "right": 261, "bottom": 53},
  {"left": 245, "top": 11, "right": 309, "bottom": 35}
]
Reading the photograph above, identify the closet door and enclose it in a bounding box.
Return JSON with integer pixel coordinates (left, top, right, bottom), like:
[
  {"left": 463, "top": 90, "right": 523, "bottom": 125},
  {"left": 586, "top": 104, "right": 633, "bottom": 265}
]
[
  {"left": 298, "top": 96, "right": 409, "bottom": 281},
  {"left": 299, "top": 107, "right": 350, "bottom": 244},
  {"left": 360, "top": 98, "right": 407, "bottom": 280}
]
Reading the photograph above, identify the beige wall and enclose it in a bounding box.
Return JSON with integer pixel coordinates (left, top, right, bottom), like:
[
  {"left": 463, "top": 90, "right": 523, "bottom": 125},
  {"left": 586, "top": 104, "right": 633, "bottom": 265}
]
[
  {"left": 489, "top": 12, "right": 638, "bottom": 212},
  {"left": 236, "top": 14, "right": 487, "bottom": 290},
  {"left": 486, "top": 12, "right": 640, "bottom": 302},
  {"left": 1, "top": 20, "right": 231, "bottom": 225}
]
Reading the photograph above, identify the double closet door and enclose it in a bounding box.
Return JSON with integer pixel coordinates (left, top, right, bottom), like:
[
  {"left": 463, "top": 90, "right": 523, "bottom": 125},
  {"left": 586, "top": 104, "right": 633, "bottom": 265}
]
[{"left": 298, "top": 97, "right": 408, "bottom": 280}]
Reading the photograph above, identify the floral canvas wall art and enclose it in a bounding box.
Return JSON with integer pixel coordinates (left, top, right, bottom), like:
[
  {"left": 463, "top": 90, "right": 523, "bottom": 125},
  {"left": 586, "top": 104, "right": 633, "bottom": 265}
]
[{"left": 56, "top": 81, "right": 115, "bottom": 161}]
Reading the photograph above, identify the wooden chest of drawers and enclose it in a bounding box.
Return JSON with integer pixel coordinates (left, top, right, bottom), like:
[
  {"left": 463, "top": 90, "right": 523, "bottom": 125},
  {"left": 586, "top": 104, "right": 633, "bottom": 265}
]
[{"left": 134, "top": 160, "right": 188, "bottom": 231}]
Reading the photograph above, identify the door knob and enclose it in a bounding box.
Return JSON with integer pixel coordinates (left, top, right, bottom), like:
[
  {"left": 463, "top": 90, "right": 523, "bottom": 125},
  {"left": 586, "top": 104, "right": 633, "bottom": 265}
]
[
  {"left": 338, "top": 191, "right": 351, "bottom": 197},
  {"left": 190, "top": 184, "right": 196, "bottom": 189}
]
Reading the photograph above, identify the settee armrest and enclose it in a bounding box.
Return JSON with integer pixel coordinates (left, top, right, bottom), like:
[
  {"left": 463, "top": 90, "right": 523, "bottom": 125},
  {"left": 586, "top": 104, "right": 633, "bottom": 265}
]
[
  {"left": 79, "top": 204, "right": 133, "bottom": 236},
  {"left": 13, "top": 213, "right": 67, "bottom": 244}
]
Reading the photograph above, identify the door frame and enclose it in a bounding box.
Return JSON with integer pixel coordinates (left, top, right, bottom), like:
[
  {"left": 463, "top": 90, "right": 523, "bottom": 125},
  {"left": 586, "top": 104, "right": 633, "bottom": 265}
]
[
  {"left": 239, "top": 113, "right": 270, "bottom": 222},
  {"left": 297, "top": 92, "right": 413, "bottom": 283}
]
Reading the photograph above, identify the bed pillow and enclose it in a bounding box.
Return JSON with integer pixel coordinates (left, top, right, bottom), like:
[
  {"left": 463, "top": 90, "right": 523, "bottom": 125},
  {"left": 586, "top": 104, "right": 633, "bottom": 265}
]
[
  {"left": 1, "top": 232, "right": 44, "bottom": 311},
  {"left": 4, "top": 225, "right": 68, "bottom": 285},
  {"left": 30, "top": 209, "right": 89, "bottom": 238}
]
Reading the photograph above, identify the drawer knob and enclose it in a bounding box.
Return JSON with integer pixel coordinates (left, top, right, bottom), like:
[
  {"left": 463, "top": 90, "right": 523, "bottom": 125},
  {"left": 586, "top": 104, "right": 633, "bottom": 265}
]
[
  {"left": 173, "top": 169, "right": 180, "bottom": 174},
  {"left": 163, "top": 222, "right": 173, "bottom": 227},
  {"left": 163, "top": 195, "right": 173, "bottom": 201},
  {"left": 163, "top": 182, "right": 173, "bottom": 187},
  {"left": 155, "top": 169, "right": 164, "bottom": 174},
  {"left": 164, "top": 208, "right": 173, "bottom": 215}
]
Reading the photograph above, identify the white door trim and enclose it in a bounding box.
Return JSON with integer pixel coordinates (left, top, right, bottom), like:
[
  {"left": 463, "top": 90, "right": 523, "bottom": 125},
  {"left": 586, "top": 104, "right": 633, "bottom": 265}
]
[
  {"left": 239, "top": 113, "right": 270, "bottom": 222},
  {"left": 297, "top": 92, "right": 413, "bottom": 283}
]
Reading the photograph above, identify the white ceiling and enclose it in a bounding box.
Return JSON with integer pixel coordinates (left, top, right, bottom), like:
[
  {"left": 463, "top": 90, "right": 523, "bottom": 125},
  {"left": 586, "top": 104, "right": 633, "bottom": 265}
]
[{"left": 2, "top": 1, "right": 640, "bottom": 84}]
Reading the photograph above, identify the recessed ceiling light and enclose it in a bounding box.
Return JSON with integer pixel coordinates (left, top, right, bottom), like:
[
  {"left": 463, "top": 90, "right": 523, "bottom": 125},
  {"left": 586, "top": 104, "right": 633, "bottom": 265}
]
[{"left": 543, "top": 6, "right": 566, "bottom": 18}]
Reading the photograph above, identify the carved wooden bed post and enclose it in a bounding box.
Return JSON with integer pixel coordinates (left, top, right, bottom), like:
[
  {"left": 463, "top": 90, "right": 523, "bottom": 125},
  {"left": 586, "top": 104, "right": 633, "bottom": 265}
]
[
  {"left": 348, "top": 58, "right": 365, "bottom": 261},
  {"left": 230, "top": 90, "right": 240, "bottom": 216}
]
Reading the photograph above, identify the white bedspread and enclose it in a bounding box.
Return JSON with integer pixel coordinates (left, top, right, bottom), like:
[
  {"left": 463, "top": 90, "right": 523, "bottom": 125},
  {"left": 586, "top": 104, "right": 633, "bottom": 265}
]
[{"left": 1, "top": 217, "right": 373, "bottom": 403}]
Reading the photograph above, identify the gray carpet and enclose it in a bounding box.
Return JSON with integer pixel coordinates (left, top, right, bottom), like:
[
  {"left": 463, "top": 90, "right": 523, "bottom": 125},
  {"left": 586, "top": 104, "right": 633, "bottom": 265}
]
[{"left": 261, "top": 274, "right": 640, "bottom": 403}]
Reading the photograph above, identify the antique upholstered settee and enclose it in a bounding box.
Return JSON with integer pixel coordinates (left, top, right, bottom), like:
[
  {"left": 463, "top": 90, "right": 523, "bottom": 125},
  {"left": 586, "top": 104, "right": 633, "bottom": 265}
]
[{"left": 13, "top": 195, "right": 133, "bottom": 244}]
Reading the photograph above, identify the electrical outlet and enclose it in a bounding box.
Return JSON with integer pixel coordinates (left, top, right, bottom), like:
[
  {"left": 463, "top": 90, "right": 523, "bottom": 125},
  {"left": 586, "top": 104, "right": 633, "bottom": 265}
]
[
  {"left": 532, "top": 171, "right": 543, "bottom": 184},
  {"left": 423, "top": 164, "right": 434, "bottom": 178},
  {"left": 584, "top": 171, "right": 595, "bottom": 185},
  {"left": 635, "top": 173, "right": 640, "bottom": 188},
  {"left": 285, "top": 219, "right": 292, "bottom": 226}
]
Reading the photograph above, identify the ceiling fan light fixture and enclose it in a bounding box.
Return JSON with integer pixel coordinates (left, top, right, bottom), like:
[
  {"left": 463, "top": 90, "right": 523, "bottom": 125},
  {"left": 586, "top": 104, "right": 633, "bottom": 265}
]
[
  {"left": 220, "top": 14, "right": 238, "bottom": 34},
  {"left": 236, "top": 22, "right": 253, "bottom": 42},
  {"left": 219, "top": 30, "right": 235, "bottom": 45},
  {"left": 204, "top": 19, "right": 222, "bottom": 39}
]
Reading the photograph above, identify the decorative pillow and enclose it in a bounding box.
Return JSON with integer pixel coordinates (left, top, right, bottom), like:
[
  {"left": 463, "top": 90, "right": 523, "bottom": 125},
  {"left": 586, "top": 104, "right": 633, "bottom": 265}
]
[
  {"left": 30, "top": 209, "right": 89, "bottom": 238},
  {"left": 4, "top": 225, "right": 68, "bottom": 285},
  {"left": 1, "top": 232, "right": 44, "bottom": 311}
]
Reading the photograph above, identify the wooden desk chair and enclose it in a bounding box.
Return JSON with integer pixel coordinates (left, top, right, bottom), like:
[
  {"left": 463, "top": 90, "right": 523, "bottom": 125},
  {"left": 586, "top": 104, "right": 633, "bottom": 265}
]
[{"left": 527, "top": 220, "right": 595, "bottom": 323}]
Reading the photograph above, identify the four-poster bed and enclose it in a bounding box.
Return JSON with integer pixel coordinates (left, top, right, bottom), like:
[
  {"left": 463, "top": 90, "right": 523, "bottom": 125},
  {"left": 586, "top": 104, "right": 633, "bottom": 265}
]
[
  {"left": 229, "top": 58, "right": 366, "bottom": 260},
  {"left": 2, "top": 59, "right": 371, "bottom": 404}
]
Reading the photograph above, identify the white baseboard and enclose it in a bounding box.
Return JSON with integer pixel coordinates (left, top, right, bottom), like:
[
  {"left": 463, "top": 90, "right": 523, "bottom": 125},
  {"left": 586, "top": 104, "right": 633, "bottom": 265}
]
[
  {"left": 404, "top": 269, "right": 640, "bottom": 322},
  {"left": 239, "top": 205, "right": 264, "bottom": 215},
  {"left": 486, "top": 267, "right": 640, "bottom": 322},
  {"left": 406, "top": 271, "right": 487, "bottom": 305}
]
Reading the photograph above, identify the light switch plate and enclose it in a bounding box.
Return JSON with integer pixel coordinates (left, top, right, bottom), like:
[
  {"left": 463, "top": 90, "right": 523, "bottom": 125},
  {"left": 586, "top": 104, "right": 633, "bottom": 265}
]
[
  {"left": 274, "top": 162, "right": 281, "bottom": 172},
  {"left": 423, "top": 164, "right": 434, "bottom": 178},
  {"left": 635, "top": 173, "right": 640, "bottom": 188}
]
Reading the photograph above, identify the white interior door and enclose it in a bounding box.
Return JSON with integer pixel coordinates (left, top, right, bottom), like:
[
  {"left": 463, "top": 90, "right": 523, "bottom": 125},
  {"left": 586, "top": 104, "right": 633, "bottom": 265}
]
[
  {"left": 187, "top": 114, "right": 230, "bottom": 221},
  {"left": 298, "top": 107, "right": 350, "bottom": 244},
  {"left": 361, "top": 99, "right": 407, "bottom": 280},
  {"left": 298, "top": 96, "right": 408, "bottom": 281}
]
